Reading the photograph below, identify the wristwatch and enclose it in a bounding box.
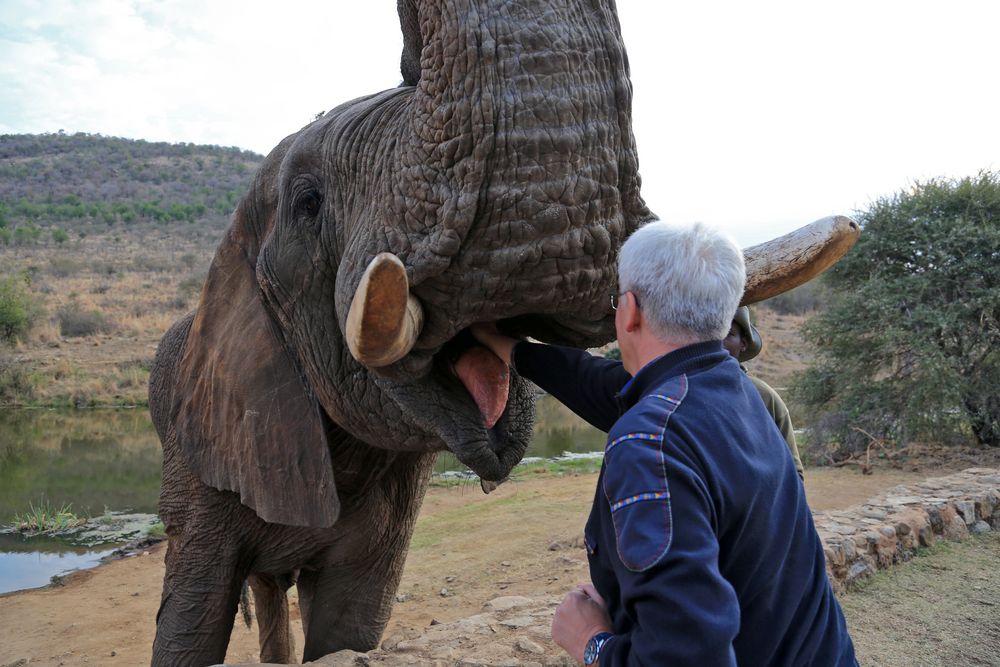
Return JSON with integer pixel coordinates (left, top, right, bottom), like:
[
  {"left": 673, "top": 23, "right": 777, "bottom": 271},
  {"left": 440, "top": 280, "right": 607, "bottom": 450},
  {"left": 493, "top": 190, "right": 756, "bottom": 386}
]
[{"left": 583, "top": 631, "right": 614, "bottom": 665}]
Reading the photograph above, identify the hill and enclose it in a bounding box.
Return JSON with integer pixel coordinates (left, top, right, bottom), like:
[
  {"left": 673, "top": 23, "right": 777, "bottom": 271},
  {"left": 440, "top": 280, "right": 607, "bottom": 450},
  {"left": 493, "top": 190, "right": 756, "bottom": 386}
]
[
  {"left": 0, "top": 133, "right": 264, "bottom": 406},
  {"left": 0, "top": 132, "right": 262, "bottom": 244}
]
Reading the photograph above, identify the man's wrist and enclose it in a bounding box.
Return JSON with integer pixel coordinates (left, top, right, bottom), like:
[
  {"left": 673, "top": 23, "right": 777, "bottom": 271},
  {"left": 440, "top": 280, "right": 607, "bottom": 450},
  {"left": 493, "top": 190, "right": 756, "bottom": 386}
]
[{"left": 583, "top": 630, "right": 614, "bottom": 665}]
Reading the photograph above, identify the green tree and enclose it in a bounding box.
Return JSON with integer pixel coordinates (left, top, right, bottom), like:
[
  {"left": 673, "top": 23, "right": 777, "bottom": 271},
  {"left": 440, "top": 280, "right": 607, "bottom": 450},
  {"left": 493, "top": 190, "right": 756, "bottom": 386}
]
[
  {"left": 52, "top": 227, "right": 69, "bottom": 244},
  {"left": 13, "top": 222, "right": 41, "bottom": 246},
  {"left": 0, "top": 272, "right": 40, "bottom": 345},
  {"left": 794, "top": 172, "right": 1000, "bottom": 452}
]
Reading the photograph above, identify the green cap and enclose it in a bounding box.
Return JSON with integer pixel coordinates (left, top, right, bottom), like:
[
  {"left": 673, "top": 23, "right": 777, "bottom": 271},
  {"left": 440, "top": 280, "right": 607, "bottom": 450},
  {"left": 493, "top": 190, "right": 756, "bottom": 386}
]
[{"left": 733, "top": 306, "right": 762, "bottom": 362}]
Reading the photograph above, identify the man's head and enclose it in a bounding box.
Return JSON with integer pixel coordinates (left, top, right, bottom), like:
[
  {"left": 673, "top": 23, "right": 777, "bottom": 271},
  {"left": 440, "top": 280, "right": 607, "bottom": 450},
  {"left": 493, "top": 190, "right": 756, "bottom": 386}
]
[
  {"left": 615, "top": 221, "right": 745, "bottom": 372},
  {"left": 722, "top": 306, "right": 762, "bottom": 362}
]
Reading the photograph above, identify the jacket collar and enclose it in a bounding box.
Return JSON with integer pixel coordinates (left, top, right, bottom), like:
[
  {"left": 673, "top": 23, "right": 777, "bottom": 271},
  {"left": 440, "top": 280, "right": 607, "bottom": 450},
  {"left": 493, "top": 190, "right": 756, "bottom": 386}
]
[{"left": 616, "top": 340, "right": 729, "bottom": 410}]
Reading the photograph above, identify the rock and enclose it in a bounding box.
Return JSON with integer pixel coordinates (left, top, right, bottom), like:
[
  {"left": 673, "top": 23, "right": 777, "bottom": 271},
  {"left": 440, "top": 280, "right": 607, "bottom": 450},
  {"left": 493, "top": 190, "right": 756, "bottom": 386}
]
[
  {"left": 954, "top": 500, "right": 977, "bottom": 525},
  {"left": 970, "top": 520, "right": 992, "bottom": 535},
  {"left": 430, "top": 646, "right": 458, "bottom": 660},
  {"left": 926, "top": 506, "right": 945, "bottom": 534},
  {"left": 516, "top": 638, "right": 546, "bottom": 655},
  {"left": 943, "top": 513, "right": 970, "bottom": 541},
  {"left": 975, "top": 494, "right": 997, "bottom": 520},
  {"left": 314, "top": 650, "right": 369, "bottom": 666},
  {"left": 499, "top": 616, "right": 535, "bottom": 629},
  {"left": 380, "top": 635, "right": 404, "bottom": 651},
  {"left": 846, "top": 560, "right": 875, "bottom": 586},
  {"left": 484, "top": 596, "right": 535, "bottom": 612}
]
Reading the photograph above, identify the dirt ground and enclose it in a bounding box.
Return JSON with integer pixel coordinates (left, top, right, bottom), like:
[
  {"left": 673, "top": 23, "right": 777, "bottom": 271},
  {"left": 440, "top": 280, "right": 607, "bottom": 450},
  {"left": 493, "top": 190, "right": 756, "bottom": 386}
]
[{"left": 1, "top": 461, "right": 997, "bottom": 667}]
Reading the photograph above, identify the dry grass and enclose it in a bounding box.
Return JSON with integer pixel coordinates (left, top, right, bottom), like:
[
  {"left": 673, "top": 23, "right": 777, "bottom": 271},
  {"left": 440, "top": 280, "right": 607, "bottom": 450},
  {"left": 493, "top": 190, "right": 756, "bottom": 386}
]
[{"left": 1, "top": 231, "right": 212, "bottom": 406}]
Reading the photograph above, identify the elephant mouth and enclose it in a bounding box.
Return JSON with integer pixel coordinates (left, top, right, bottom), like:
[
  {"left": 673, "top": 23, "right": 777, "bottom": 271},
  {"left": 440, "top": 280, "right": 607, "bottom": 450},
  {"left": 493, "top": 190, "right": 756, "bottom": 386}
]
[{"left": 384, "top": 313, "right": 612, "bottom": 483}]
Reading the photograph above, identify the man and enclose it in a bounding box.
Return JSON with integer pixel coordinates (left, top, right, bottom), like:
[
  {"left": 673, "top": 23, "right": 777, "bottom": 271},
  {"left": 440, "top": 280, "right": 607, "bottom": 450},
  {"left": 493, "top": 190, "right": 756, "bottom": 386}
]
[
  {"left": 724, "top": 306, "right": 806, "bottom": 481},
  {"left": 471, "top": 221, "right": 856, "bottom": 665}
]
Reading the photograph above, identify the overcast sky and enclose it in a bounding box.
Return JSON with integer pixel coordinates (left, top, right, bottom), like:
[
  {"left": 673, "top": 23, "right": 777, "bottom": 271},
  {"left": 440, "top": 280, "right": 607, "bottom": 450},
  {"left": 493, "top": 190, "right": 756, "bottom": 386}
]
[{"left": 2, "top": 1, "right": 998, "bottom": 246}]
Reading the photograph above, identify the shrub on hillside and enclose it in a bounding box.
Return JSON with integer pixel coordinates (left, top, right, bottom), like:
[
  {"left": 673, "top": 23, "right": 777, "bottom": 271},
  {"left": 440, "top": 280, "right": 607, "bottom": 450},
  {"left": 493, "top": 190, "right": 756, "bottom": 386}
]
[
  {"left": 47, "top": 257, "right": 85, "bottom": 277},
  {"left": 0, "top": 355, "right": 35, "bottom": 404},
  {"left": 0, "top": 272, "right": 42, "bottom": 345},
  {"left": 56, "top": 302, "right": 114, "bottom": 338}
]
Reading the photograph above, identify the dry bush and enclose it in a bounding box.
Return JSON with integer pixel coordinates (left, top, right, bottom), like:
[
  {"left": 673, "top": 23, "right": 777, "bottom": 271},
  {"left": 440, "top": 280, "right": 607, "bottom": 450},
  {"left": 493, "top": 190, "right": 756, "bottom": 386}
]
[
  {"left": 56, "top": 302, "right": 114, "bottom": 337},
  {"left": 47, "top": 257, "right": 85, "bottom": 277}
]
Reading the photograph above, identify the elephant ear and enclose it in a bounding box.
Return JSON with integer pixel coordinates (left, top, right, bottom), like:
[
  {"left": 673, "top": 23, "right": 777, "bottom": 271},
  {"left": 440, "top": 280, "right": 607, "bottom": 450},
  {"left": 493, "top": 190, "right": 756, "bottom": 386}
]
[{"left": 171, "top": 214, "right": 339, "bottom": 529}]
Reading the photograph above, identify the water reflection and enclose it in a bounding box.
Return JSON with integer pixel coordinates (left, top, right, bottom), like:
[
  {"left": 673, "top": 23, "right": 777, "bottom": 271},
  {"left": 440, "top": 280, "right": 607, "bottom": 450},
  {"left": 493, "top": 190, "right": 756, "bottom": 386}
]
[
  {"left": 0, "top": 409, "right": 162, "bottom": 524},
  {"left": 0, "top": 395, "right": 604, "bottom": 523}
]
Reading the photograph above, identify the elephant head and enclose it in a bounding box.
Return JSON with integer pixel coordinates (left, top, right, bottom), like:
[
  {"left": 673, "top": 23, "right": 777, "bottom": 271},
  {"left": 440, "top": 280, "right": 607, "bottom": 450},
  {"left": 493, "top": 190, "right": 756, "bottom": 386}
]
[
  {"left": 169, "top": 0, "right": 654, "bottom": 529},
  {"left": 168, "top": 0, "right": 859, "bottom": 530}
]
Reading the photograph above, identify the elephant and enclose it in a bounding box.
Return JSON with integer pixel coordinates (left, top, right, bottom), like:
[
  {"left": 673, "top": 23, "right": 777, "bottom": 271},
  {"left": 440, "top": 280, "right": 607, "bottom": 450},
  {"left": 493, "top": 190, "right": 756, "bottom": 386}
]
[{"left": 148, "top": 1, "right": 859, "bottom": 665}]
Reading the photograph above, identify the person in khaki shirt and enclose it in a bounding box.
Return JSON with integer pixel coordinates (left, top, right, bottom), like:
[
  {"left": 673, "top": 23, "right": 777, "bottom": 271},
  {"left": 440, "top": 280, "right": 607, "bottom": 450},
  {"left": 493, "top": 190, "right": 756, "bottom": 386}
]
[{"left": 723, "top": 307, "right": 805, "bottom": 482}]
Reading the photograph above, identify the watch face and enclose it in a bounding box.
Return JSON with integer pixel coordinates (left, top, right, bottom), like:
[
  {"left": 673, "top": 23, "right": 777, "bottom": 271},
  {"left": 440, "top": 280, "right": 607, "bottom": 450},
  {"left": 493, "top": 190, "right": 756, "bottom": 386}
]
[{"left": 584, "top": 632, "right": 611, "bottom": 665}]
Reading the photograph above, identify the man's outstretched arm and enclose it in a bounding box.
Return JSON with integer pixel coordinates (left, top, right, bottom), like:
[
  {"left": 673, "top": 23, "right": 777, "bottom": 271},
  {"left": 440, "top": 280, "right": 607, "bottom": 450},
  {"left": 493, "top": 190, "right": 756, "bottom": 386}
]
[{"left": 470, "top": 324, "right": 628, "bottom": 433}]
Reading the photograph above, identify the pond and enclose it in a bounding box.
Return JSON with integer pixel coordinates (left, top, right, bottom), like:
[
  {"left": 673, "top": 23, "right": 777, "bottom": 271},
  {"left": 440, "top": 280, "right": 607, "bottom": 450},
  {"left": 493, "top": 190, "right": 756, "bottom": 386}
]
[{"left": 0, "top": 396, "right": 605, "bottom": 594}]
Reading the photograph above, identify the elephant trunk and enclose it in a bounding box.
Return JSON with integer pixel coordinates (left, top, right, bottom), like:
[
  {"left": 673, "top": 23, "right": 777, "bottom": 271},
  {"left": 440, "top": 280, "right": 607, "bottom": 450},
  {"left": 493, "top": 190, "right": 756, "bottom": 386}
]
[{"left": 389, "top": 0, "right": 647, "bottom": 349}]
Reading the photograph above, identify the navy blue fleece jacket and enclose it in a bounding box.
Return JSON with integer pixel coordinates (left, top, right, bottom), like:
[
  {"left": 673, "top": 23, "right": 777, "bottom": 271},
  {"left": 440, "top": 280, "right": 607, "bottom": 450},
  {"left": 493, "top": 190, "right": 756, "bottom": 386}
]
[{"left": 513, "top": 340, "right": 856, "bottom": 666}]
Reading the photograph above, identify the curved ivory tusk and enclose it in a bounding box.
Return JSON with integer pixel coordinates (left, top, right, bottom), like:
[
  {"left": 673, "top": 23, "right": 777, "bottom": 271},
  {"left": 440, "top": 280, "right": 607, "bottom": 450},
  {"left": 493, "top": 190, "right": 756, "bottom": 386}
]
[
  {"left": 741, "top": 215, "right": 861, "bottom": 305},
  {"left": 346, "top": 253, "right": 425, "bottom": 367}
]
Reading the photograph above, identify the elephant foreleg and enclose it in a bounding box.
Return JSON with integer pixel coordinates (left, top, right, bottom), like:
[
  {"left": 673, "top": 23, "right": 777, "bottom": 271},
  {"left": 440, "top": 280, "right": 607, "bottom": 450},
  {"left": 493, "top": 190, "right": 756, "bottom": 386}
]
[
  {"left": 151, "top": 533, "right": 244, "bottom": 667},
  {"left": 248, "top": 572, "right": 296, "bottom": 663},
  {"left": 297, "top": 546, "right": 407, "bottom": 662}
]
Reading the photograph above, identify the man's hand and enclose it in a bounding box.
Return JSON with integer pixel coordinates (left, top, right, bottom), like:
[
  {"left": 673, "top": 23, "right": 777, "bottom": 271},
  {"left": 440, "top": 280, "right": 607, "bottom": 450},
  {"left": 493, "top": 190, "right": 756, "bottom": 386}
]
[
  {"left": 469, "top": 322, "right": 519, "bottom": 366},
  {"left": 552, "top": 583, "right": 613, "bottom": 664}
]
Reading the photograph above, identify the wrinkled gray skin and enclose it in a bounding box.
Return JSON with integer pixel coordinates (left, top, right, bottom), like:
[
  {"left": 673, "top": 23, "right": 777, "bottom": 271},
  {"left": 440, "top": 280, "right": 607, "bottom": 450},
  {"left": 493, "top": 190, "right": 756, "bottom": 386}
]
[{"left": 148, "top": 1, "right": 651, "bottom": 664}]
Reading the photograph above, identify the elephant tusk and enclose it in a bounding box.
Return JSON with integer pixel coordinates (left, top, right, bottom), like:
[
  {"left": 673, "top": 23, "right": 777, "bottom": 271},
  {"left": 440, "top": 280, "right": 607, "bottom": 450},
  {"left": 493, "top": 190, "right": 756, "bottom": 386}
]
[
  {"left": 741, "top": 215, "right": 861, "bottom": 305},
  {"left": 346, "top": 253, "right": 425, "bottom": 367}
]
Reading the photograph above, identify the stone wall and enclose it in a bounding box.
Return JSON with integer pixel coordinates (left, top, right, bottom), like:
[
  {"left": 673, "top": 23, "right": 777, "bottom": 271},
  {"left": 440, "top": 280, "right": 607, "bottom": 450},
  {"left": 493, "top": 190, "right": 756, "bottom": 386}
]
[{"left": 813, "top": 467, "right": 1000, "bottom": 592}]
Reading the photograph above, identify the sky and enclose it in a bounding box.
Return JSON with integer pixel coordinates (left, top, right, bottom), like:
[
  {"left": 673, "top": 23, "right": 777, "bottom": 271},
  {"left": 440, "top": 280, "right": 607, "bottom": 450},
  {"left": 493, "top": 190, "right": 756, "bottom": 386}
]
[{"left": 2, "top": 1, "right": 999, "bottom": 246}]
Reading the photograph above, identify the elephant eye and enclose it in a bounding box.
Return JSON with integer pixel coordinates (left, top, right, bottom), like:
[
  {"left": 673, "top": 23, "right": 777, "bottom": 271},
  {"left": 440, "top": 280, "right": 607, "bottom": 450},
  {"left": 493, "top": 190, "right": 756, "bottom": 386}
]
[{"left": 296, "top": 190, "right": 323, "bottom": 218}]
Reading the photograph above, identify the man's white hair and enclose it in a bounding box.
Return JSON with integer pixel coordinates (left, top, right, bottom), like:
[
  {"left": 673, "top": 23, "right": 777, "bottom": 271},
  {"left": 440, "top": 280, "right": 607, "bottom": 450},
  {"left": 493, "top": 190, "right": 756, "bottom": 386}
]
[{"left": 618, "top": 221, "right": 746, "bottom": 342}]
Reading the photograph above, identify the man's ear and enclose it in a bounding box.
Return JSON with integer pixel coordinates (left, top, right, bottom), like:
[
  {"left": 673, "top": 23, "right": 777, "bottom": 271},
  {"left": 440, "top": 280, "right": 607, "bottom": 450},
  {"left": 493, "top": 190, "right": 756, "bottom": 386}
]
[
  {"left": 170, "top": 204, "right": 340, "bottom": 529},
  {"left": 622, "top": 291, "right": 643, "bottom": 334}
]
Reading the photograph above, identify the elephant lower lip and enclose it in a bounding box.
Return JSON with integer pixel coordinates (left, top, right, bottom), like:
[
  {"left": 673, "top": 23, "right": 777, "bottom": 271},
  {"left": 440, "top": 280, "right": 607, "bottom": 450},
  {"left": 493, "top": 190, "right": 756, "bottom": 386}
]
[{"left": 375, "top": 349, "right": 533, "bottom": 481}]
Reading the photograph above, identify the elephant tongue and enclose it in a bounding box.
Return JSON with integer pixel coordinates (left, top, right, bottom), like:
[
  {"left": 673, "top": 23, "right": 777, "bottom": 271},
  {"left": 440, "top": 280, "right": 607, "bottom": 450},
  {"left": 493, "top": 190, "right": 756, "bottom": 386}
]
[{"left": 454, "top": 346, "right": 510, "bottom": 429}]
